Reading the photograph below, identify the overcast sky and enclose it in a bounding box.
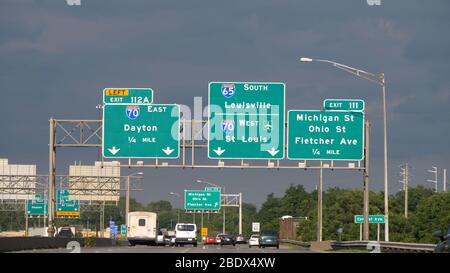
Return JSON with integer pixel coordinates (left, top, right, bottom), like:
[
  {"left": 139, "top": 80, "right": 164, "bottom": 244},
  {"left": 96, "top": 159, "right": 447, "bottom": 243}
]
[{"left": 1, "top": 0, "right": 449, "bottom": 208}]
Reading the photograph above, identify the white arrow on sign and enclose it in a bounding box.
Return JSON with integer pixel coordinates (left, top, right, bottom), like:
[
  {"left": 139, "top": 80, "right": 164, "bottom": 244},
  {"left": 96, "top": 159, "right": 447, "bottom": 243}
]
[
  {"left": 267, "top": 147, "right": 279, "bottom": 156},
  {"left": 108, "top": 146, "right": 120, "bottom": 155},
  {"left": 264, "top": 123, "right": 273, "bottom": 130},
  {"left": 213, "top": 147, "right": 225, "bottom": 156},
  {"left": 214, "top": 202, "right": 219, "bottom": 207},
  {"left": 162, "top": 147, "right": 175, "bottom": 155}
]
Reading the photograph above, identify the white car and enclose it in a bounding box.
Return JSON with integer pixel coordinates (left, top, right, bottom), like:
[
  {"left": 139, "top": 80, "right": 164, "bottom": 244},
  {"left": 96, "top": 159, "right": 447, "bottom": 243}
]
[{"left": 248, "top": 234, "right": 260, "bottom": 248}]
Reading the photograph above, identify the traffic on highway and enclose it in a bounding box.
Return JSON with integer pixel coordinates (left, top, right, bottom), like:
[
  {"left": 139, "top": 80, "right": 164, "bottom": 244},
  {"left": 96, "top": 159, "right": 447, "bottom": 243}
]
[{"left": 0, "top": 1, "right": 449, "bottom": 272}]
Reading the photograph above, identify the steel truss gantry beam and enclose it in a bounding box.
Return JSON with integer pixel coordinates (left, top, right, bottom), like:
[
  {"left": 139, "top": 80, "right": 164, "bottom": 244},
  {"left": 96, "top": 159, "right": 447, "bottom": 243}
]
[{"left": 48, "top": 118, "right": 367, "bottom": 238}]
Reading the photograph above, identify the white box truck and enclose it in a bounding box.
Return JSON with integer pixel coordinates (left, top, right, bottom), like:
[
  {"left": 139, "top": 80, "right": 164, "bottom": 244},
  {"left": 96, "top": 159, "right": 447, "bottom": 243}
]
[{"left": 127, "top": 211, "right": 157, "bottom": 246}]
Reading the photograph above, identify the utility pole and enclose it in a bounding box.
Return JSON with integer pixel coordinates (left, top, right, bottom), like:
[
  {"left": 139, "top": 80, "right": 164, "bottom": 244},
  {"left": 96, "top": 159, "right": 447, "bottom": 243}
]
[
  {"left": 404, "top": 164, "right": 409, "bottom": 218},
  {"left": 239, "top": 192, "right": 243, "bottom": 235},
  {"left": 100, "top": 200, "right": 105, "bottom": 237},
  {"left": 400, "top": 164, "right": 409, "bottom": 218},
  {"left": 363, "top": 120, "right": 370, "bottom": 240},
  {"left": 317, "top": 161, "right": 323, "bottom": 242},
  {"left": 24, "top": 202, "right": 28, "bottom": 237},
  {"left": 126, "top": 176, "right": 130, "bottom": 227},
  {"left": 443, "top": 169, "right": 447, "bottom": 192},
  {"left": 427, "top": 166, "right": 438, "bottom": 193},
  {"left": 223, "top": 206, "right": 226, "bottom": 234}
]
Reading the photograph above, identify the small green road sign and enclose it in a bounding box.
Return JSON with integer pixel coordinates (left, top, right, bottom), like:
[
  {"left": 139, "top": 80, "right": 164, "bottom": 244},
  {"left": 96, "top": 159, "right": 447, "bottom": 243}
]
[
  {"left": 27, "top": 195, "right": 48, "bottom": 216},
  {"left": 56, "top": 190, "right": 80, "bottom": 217},
  {"left": 121, "top": 224, "right": 127, "bottom": 236},
  {"left": 103, "top": 104, "right": 180, "bottom": 158},
  {"left": 184, "top": 190, "right": 221, "bottom": 211},
  {"left": 103, "top": 88, "right": 153, "bottom": 104},
  {"left": 205, "top": 187, "right": 221, "bottom": 192},
  {"left": 208, "top": 82, "right": 285, "bottom": 159},
  {"left": 287, "top": 110, "right": 364, "bottom": 160},
  {"left": 354, "top": 215, "right": 385, "bottom": 224},
  {"left": 323, "top": 99, "right": 365, "bottom": 112}
]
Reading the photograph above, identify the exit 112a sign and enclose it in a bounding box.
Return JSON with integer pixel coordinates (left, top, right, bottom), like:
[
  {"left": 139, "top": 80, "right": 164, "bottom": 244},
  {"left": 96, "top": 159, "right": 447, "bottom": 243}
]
[
  {"left": 103, "top": 88, "right": 153, "bottom": 104},
  {"left": 287, "top": 110, "right": 364, "bottom": 160},
  {"left": 103, "top": 104, "right": 180, "bottom": 158}
]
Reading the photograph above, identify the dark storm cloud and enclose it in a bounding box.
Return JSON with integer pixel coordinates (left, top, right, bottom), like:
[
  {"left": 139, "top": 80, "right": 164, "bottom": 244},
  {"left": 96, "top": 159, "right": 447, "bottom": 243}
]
[{"left": 0, "top": 0, "right": 449, "bottom": 206}]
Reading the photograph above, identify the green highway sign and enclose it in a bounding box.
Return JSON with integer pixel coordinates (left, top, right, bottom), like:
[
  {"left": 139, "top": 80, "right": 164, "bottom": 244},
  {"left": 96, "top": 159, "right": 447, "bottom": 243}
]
[
  {"left": 205, "top": 187, "right": 221, "bottom": 192},
  {"left": 103, "top": 104, "right": 180, "bottom": 158},
  {"left": 323, "top": 99, "right": 365, "bottom": 112},
  {"left": 103, "top": 88, "right": 153, "bottom": 104},
  {"left": 184, "top": 190, "right": 221, "bottom": 211},
  {"left": 208, "top": 82, "right": 285, "bottom": 159},
  {"left": 287, "top": 110, "right": 364, "bottom": 160},
  {"left": 27, "top": 195, "right": 48, "bottom": 216},
  {"left": 121, "top": 224, "right": 127, "bottom": 236},
  {"left": 56, "top": 190, "right": 80, "bottom": 217},
  {"left": 354, "top": 215, "right": 385, "bottom": 224}
]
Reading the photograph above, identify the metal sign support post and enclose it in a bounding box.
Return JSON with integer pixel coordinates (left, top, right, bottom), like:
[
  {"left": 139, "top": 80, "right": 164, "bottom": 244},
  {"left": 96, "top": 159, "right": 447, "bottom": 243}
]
[
  {"left": 48, "top": 118, "right": 56, "bottom": 237},
  {"left": 317, "top": 161, "right": 323, "bottom": 242},
  {"left": 363, "top": 120, "right": 370, "bottom": 240}
]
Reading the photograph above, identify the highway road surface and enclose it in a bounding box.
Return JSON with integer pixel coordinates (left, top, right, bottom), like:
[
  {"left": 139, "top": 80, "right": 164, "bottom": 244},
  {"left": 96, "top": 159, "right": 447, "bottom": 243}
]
[{"left": 14, "top": 243, "right": 316, "bottom": 253}]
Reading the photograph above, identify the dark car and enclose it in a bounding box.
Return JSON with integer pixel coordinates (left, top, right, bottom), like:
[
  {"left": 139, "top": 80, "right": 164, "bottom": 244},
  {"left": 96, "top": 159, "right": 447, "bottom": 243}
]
[
  {"left": 433, "top": 226, "right": 450, "bottom": 253},
  {"left": 259, "top": 230, "right": 279, "bottom": 249},
  {"left": 56, "top": 227, "right": 74, "bottom": 238},
  {"left": 218, "top": 234, "right": 236, "bottom": 246}
]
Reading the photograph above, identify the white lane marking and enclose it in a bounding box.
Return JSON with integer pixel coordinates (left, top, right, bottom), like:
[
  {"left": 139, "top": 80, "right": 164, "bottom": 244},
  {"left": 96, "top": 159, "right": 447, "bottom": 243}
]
[{"left": 181, "top": 247, "right": 191, "bottom": 253}]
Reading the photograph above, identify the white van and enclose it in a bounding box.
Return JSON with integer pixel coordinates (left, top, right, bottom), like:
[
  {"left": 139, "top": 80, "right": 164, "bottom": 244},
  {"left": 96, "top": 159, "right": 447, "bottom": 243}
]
[
  {"left": 127, "top": 211, "right": 157, "bottom": 246},
  {"left": 174, "top": 223, "right": 197, "bottom": 247}
]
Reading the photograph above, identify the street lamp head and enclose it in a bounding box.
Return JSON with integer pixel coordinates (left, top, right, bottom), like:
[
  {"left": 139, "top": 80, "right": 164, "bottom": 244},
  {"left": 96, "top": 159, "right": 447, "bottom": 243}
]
[
  {"left": 196, "top": 179, "right": 202, "bottom": 183},
  {"left": 300, "top": 57, "right": 313, "bottom": 62},
  {"left": 129, "top": 172, "right": 144, "bottom": 177}
]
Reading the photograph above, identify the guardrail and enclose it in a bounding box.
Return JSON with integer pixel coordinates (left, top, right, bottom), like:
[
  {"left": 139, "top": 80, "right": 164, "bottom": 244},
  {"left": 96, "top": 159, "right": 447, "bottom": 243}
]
[
  {"left": 0, "top": 237, "right": 127, "bottom": 253},
  {"left": 282, "top": 239, "right": 436, "bottom": 253},
  {"left": 279, "top": 239, "right": 311, "bottom": 248},
  {"left": 331, "top": 240, "right": 436, "bottom": 253}
]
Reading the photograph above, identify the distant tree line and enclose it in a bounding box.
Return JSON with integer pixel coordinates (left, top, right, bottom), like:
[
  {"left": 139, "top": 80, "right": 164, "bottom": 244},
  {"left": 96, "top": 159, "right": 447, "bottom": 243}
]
[
  {"left": 256, "top": 184, "right": 450, "bottom": 243},
  {"left": 0, "top": 185, "right": 448, "bottom": 243}
]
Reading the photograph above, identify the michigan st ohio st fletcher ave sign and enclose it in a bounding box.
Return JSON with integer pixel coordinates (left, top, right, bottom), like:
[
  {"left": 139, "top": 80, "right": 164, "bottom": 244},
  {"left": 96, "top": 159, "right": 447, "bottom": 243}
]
[
  {"left": 287, "top": 108, "right": 364, "bottom": 161},
  {"left": 208, "top": 82, "right": 285, "bottom": 159}
]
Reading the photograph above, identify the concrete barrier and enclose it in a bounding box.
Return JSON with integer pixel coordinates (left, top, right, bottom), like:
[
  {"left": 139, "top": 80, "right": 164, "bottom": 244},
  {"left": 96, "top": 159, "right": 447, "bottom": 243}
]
[{"left": 0, "top": 237, "right": 124, "bottom": 252}]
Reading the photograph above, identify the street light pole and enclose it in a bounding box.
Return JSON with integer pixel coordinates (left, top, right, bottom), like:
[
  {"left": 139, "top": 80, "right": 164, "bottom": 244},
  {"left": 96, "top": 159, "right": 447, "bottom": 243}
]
[
  {"left": 126, "top": 172, "right": 143, "bottom": 228},
  {"left": 381, "top": 74, "right": 390, "bottom": 241},
  {"left": 169, "top": 192, "right": 182, "bottom": 224},
  {"left": 196, "top": 180, "right": 226, "bottom": 233},
  {"left": 300, "top": 57, "right": 390, "bottom": 241},
  {"left": 126, "top": 176, "right": 130, "bottom": 227}
]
